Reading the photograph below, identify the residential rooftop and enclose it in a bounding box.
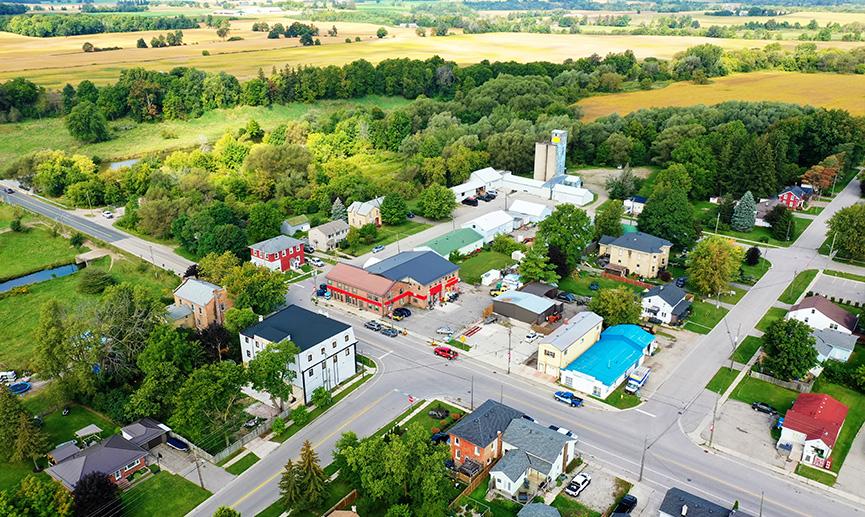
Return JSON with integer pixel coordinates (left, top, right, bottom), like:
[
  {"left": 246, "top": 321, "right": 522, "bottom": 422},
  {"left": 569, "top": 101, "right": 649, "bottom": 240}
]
[
  {"left": 249, "top": 234, "right": 304, "bottom": 253},
  {"left": 540, "top": 311, "right": 603, "bottom": 351},
  {"left": 599, "top": 232, "right": 672, "bottom": 253},
  {"left": 448, "top": 399, "right": 524, "bottom": 447},
  {"left": 240, "top": 305, "right": 351, "bottom": 351}
]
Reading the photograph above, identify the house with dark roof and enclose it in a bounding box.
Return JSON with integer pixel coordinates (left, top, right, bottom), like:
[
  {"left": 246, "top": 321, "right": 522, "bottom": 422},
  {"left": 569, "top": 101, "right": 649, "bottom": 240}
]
[
  {"left": 518, "top": 503, "right": 561, "bottom": 517},
  {"left": 598, "top": 232, "right": 672, "bottom": 279},
  {"left": 787, "top": 295, "right": 859, "bottom": 334},
  {"left": 121, "top": 418, "right": 169, "bottom": 450},
  {"left": 249, "top": 234, "right": 306, "bottom": 273},
  {"left": 166, "top": 277, "right": 231, "bottom": 330},
  {"left": 490, "top": 418, "right": 578, "bottom": 499},
  {"left": 659, "top": 487, "right": 745, "bottom": 517},
  {"left": 779, "top": 185, "right": 812, "bottom": 210},
  {"left": 326, "top": 251, "right": 460, "bottom": 315},
  {"left": 448, "top": 399, "right": 524, "bottom": 473},
  {"left": 778, "top": 393, "right": 848, "bottom": 469},
  {"left": 46, "top": 435, "right": 148, "bottom": 490},
  {"left": 239, "top": 305, "right": 357, "bottom": 403},
  {"left": 641, "top": 283, "right": 691, "bottom": 325}
]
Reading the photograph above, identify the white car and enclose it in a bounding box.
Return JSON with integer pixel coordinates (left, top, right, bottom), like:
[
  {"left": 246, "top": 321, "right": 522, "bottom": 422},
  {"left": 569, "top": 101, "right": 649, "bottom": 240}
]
[
  {"left": 564, "top": 473, "right": 591, "bottom": 497},
  {"left": 309, "top": 257, "right": 324, "bottom": 267},
  {"left": 101, "top": 210, "right": 113, "bottom": 219},
  {"left": 525, "top": 332, "right": 541, "bottom": 343},
  {"left": 436, "top": 326, "right": 455, "bottom": 335}
]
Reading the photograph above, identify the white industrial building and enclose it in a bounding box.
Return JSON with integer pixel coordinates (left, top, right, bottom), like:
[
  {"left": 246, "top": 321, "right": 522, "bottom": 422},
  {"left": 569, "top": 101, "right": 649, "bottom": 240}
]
[
  {"left": 462, "top": 210, "right": 515, "bottom": 243},
  {"left": 508, "top": 199, "right": 553, "bottom": 226}
]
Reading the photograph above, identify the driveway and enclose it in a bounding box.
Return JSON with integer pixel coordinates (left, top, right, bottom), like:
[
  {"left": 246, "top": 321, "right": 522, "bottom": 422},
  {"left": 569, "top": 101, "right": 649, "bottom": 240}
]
[
  {"left": 699, "top": 400, "right": 790, "bottom": 470},
  {"left": 810, "top": 271, "right": 865, "bottom": 305},
  {"left": 835, "top": 422, "right": 865, "bottom": 492},
  {"left": 461, "top": 320, "right": 540, "bottom": 373},
  {"left": 152, "top": 443, "right": 235, "bottom": 492},
  {"left": 639, "top": 329, "right": 702, "bottom": 399},
  {"left": 559, "top": 464, "right": 625, "bottom": 514}
]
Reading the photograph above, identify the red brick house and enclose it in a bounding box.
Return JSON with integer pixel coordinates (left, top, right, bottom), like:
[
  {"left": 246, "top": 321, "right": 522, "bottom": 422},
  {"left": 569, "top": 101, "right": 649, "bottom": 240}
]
[
  {"left": 447, "top": 400, "right": 524, "bottom": 474},
  {"left": 249, "top": 235, "right": 305, "bottom": 273},
  {"left": 778, "top": 186, "right": 813, "bottom": 210},
  {"left": 46, "top": 435, "right": 148, "bottom": 490}
]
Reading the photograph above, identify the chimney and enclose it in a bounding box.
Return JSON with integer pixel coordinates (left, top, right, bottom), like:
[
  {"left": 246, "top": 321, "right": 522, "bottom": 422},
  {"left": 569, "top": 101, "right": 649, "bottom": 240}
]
[
  {"left": 681, "top": 505, "right": 688, "bottom": 516},
  {"left": 258, "top": 314, "right": 264, "bottom": 322}
]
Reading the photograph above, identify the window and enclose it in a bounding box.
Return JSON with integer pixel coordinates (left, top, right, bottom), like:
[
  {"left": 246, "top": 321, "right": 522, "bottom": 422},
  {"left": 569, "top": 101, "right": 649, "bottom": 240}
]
[
  {"left": 474, "top": 446, "right": 479, "bottom": 456},
  {"left": 125, "top": 459, "right": 140, "bottom": 471},
  {"left": 345, "top": 349, "right": 350, "bottom": 356},
  {"left": 333, "top": 356, "right": 337, "bottom": 364},
  {"left": 114, "top": 470, "right": 121, "bottom": 480},
  {"left": 544, "top": 350, "right": 556, "bottom": 358},
  {"left": 345, "top": 335, "right": 349, "bottom": 342},
  {"left": 246, "top": 350, "right": 251, "bottom": 358},
  {"left": 307, "top": 354, "right": 312, "bottom": 362},
  {"left": 308, "top": 370, "right": 314, "bottom": 377},
  {"left": 321, "top": 347, "right": 325, "bottom": 355},
  {"left": 454, "top": 437, "right": 460, "bottom": 446},
  {"left": 455, "top": 449, "right": 460, "bottom": 459},
  {"left": 332, "top": 341, "right": 337, "bottom": 348}
]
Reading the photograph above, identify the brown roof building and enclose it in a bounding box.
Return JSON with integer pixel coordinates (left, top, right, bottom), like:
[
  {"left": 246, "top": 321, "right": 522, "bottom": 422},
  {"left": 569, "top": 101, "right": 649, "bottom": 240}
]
[{"left": 788, "top": 295, "right": 859, "bottom": 334}]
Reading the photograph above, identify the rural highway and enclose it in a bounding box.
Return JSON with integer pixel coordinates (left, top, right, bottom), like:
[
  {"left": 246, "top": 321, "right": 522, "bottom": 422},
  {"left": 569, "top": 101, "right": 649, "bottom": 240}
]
[
  {"left": 189, "top": 180, "right": 865, "bottom": 517},
  {"left": 0, "top": 185, "right": 193, "bottom": 275}
]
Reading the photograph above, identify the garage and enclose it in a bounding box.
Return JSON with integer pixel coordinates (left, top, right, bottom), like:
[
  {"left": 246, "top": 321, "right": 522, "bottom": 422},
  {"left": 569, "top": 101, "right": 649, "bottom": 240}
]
[{"left": 493, "top": 290, "right": 561, "bottom": 325}]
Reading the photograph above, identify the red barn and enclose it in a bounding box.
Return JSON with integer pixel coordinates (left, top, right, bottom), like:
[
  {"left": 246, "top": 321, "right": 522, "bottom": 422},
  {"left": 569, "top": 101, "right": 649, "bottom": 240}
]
[{"left": 249, "top": 235, "right": 305, "bottom": 273}]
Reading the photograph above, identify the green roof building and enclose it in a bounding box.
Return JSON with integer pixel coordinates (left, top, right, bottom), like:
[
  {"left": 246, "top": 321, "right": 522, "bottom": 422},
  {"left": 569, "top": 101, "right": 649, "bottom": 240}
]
[{"left": 416, "top": 228, "right": 484, "bottom": 258}]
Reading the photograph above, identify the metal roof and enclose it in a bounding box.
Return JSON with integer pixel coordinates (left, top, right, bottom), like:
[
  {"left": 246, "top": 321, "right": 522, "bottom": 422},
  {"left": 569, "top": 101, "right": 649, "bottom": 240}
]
[
  {"left": 174, "top": 278, "right": 222, "bottom": 307},
  {"left": 494, "top": 290, "right": 556, "bottom": 315},
  {"left": 249, "top": 234, "right": 303, "bottom": 253},
  {"left": 564, "top": 325, "right": 655, "bottom": 386},
  {"left": 540, "top": 311, "right": 603, "bottom": 351},
  {"left": 365, "top": 251, "right": 459, "bottom": 286},
  {"left": 240, "top": 305, "right": 351, "bottom": 351},
  {"left": 347, "top": 197, "right": 383, "bottom": 217},
  {"left": 421, "top": 229, "right": 484, "bottom": 257},
  {"left": 448, "top": 399, "right": 523, "bottom": 447},
  {"left": 508, "top": 199, "right": 550, "bottom": 218},
  {"left": 165, "top": 303, "right": 193, "bottom": 320},
  {"left": 463, "top": 210, "right": 514, "bottom": 233},
  {"left": 601, "top": 232, "right": 672, "bottom": 253}
]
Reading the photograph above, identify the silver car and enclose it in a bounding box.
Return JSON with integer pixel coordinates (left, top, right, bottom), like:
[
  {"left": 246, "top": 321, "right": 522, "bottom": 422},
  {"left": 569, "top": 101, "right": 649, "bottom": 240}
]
[{"left": 436, "top": 326, "right": 455, "bottom": 335}]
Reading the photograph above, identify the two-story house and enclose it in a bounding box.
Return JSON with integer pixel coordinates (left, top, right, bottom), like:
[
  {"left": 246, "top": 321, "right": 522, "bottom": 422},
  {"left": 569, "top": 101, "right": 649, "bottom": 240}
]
[
  {"left": 308, "top": 220, "right": 350, "bottom": 251},
  {"left": 239, "top": 305, "right": 357, "bottom": 403},
  {"left": 448, "top": 400, "right": 524, "bottom": 473},
  {"left": 166, "top": 277, "right": 231, "bottom": 330},
  {"left": 778, "top": 185, "right": 813, "bottom": 210},
  {"left": 347, "top": 197, "right": 383, "bottom": 228},
  {"left": 536, "top": 311, "right": 603, "bottom": 379},
  {"left": 787, "top": 295, "right": 858, "bottom": 334},
  {"left": 598, "top": 232, "right": 672, "bottom": 279},
  {"left": 641, "top": 283, "right": 691, "bottom": 325},
  {"left": 249, "top": 235, "right": 305, "bottom": 273}
]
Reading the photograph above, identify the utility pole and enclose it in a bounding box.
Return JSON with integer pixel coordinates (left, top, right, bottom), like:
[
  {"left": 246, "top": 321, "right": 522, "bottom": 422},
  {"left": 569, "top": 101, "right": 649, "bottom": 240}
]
[
  {"left": 714, "top": 211, "right": 720, "bottom": 233},
  {"left": 785, "top": 218, "right": 792, "bottom": 242},
  {"left": 759, "top": 491, "right": 764, "bottom": 517},
  {"left": 507, "top": 327, "right": 512, "bottom": 375},
  {"left": 638, "top": 435, "right": 647, "bottom": 482},
  {"left": 192, "top": 448, "right": 205, "bottom": 490},
  {"left": 828, "top": 231, "right": 838, "bottom": 258}
]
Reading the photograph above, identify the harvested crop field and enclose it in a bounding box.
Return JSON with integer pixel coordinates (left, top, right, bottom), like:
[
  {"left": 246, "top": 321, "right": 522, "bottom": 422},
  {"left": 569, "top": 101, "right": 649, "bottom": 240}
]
[{"left": 578, "top": 71, "right": 865, "bottom": 120}]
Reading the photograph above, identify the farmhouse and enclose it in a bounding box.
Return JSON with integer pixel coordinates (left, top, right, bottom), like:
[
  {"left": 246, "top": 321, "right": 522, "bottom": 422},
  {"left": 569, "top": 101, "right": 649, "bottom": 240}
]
[
  {"left": 239, "top": 305, "right": 357, "bottom": 403},
  {"left": 778, "top": 393, "right": 848, "bottom": 469},
  {"left": 415, "top": 228, "right": 484, "bottom": 258},
  {"left": 598, "top": 232, "right": 672, "bottom": 279},
  {"left": 46, "top": 435, "right": 148, "bottom": 490},
  {"left": 308, "top": 220, "right": 350, "bottom": 251},
  {"left": 787, "top": 295, "right": 858, "bottom": 334},
  {"left": 166, "top": 277, "right": 231, "bottom": 330},
  {"left": 462, "top": 210, "right": 515, "bottom": 243},
  {"left": 561, "top": 325, "right": 656, "bottom": 399},
  {"left": 249, "top": 235, "right": 305, "bottom": 272},
  {"left": 535, "top": 311, "right": 603, "bottom": 379},
  {"left": 347, "top": 197, "right": 383, "bottom": 228},
  {"left": 641, "top": 283, "right": 690, "bottom": 325},
  {"left": 778, "top": 185, "right": 813, "bottom": 210}
]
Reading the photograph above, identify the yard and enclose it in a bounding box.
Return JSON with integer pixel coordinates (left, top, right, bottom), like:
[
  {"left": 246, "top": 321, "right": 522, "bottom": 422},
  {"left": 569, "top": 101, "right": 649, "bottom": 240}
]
[
  {"left": 711, "top": 216, "right": 812, "bottom": 247},
  {"left": 551, "top": 494, "right": 602, "bottom": 517},
  {"left": 0, "top": 255, "right": 178, "bottom": 370},
  {"left": 730, "top": 376, "right": 798, "bottom": 414},
  {"left": 457, "top": 476, "right": 524, "bottom": 517},
  {"left": 344, "top": 220, "right": 429, "bottom": 256},
  {"left": 225, "top": 451, "right": 260, "bottom": 476},
  {"left": 731, "top": 336, "right": 763, "bottom": 364},
  {"left": 683, "top": 300, "right": 728, "bottom": 334},
  {"left": 778, "top": 269, "right": 818, "bottom": 304},
  {"left": 706, "top": 367, "right": 740, "bottom": 395},
  {"left": 593, "top": 383, "right": 641, "bottom": 409},
  {"left": 400, "top": 400, "right": 464, "bottom": 434},
  {"left": 558, "top": 271, "right": 644, "bottom": 298},
  {"left": 121, "top": 471, "right": 211, "bottom": 517},
  {"left": 812, "top": 379, "right": 865, "bottom": 474},
  {"left": 755, "top": 307, "right": 788, "bottom": 333},
  {"left": 458, "top": 251, "right": 514, "bottom": 285},
  {"left": 718, "top": 287, "right": 747, "bottom": 305},
  {"left": 740, "top": 257, "right": 771, "bottom": 285},
  {"left": 0, "top": 226, "right": 84, "bottom": 280}
]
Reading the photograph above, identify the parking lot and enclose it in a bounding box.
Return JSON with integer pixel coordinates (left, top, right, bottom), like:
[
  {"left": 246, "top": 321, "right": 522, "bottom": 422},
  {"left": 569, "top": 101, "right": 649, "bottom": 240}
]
[
  {"left": 700, "top": 400, "right": 792, "bottom": 470},
  {"left": 638, "top": 329, "right": 702, "bottom": 398},
  {"left": 810, "top": 272, "right": 865, "bottom": 305},
  {"left": 559, "top": 464, "right": 629, "bottom": 514}
]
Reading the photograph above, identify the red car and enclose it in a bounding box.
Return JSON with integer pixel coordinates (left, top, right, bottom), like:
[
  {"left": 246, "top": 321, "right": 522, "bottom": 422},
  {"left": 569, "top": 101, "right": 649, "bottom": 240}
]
[{"left": 434, "top": 347, "right": 458, "bottom": 360}]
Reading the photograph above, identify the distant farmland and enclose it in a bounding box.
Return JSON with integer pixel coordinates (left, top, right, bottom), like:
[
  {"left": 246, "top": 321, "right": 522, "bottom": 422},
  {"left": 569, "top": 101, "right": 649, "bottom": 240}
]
[{"left": 578, "top": 71, "right": 865, "bottom": 121}]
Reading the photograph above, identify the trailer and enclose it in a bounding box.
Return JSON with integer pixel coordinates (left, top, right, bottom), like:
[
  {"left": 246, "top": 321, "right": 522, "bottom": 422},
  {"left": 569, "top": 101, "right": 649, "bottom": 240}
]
[{"left": 624, "top": 366, "right": 650, "bottom": 394}]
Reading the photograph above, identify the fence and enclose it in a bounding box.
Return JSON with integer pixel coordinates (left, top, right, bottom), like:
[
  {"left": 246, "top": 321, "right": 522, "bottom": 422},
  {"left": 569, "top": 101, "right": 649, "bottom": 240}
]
[
  {"left": 601, "top": 272, "right": 653, "bottom": 290},
  {"left": 324, "top": 489, "right": 358, "bottom": 515},
  {"left": 750, "top": 370, "right": 813, "bottom": 393}
]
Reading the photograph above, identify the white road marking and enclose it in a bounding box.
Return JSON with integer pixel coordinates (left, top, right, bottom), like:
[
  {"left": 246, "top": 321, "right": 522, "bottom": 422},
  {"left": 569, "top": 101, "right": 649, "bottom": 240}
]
[
  {"left": 635, "top": 408, "right": 656, "bottom": 418},
  {"left": 379, "top": 351, "right": 393, "bottom": 360}
]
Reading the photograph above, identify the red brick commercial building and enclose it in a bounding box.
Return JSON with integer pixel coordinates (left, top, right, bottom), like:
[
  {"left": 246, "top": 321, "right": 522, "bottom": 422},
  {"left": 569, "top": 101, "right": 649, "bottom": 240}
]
[{"left": 325, "top": 251, "right": 460, "bottom": 316}]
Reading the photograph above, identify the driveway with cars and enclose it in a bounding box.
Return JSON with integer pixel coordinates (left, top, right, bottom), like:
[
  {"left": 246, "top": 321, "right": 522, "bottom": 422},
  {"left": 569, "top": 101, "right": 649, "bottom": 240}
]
[{"left": 559, "top": 465, "right": 626, "bottom": 514}]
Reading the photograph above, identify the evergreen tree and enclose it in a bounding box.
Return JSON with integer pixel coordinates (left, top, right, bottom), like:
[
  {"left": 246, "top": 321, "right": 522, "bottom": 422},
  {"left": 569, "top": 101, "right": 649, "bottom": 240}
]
[
  {"left": 279, "top": 459, "right": 301, "bottom": 511},
  {"left": 717, "top": 196, "right": 736, "bottom": 225},
  {"left": 297, "top": 440, "right": 326, "bottom": 511},
  {"left": 769, "top": 205, "right": 794, "bottom": 241},
  {"left": 731, "top": 191, "right": 756, "bottom": 231},
  {"left": 12, "top": 413, "right": 48, "bottom": 469},
  {"left": 331, "top": 197, "right": 347, "bottom": 222},
  {"left": 745, "top": 246, "right": 761, "bottom": 266}
]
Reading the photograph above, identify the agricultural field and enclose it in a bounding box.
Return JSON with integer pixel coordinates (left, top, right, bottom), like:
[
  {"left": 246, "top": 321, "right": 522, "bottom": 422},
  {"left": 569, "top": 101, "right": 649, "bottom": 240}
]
[
  {"left": 0, "top": 96, "right": 410, "bottom": 169},
  {"left": 578, "top": 71, "right": 865, "bottom": 121},
  {"left": 0, "top": 26, "right": 859, "bottom": 87}
]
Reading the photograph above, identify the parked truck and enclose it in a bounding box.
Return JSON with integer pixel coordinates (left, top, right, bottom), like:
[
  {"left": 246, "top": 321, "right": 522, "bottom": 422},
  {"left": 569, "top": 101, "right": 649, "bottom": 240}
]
[{"left": 624, "top": 366, "right": 650, "bottom": 394}]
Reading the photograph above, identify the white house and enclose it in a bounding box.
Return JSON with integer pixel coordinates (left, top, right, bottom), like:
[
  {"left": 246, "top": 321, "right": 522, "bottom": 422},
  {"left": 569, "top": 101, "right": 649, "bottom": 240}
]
[
  {"left": 507, "top": 199, "right": 552, "bottom": 226},
  {"left": 778, "top": 393, "right": 848, "bottom": 469},
  {"left": 462, "top": 210, "right": 515, "bottom": 243},
  {"left": 812, "top": 328, "right": 858, "bottom": 363},
  {"left": 489, "top": 418, "right": 578, "bottom": 498},
  {"left": 641, "top": 284, "right": 691, "bottom": 325},
  {"left": 239, "top": 305, "right": 357, "bottom": 404},
  {"left": 787, "top": 296, "right": 858, "bottom": 335},
  {"left": 623, "top": 196, "right": 647, "bottom": 216}
]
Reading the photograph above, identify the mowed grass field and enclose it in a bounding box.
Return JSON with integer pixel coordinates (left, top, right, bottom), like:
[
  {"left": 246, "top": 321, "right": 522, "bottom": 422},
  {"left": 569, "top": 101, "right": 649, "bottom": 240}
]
[
  {"left": 0, "top": 24, "right": 859, "bottom": 88},
  {"left": 578, "top": 71, "right": 865, "bottom": 120},
  {"left": 0, "top": 96, "right": 410, "bottom": 168}
]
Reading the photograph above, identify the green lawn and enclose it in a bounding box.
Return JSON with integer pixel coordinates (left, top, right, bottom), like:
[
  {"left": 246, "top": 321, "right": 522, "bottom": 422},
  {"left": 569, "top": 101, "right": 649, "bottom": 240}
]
[
  {"left": 740, "top": 257, "right": 771, "bottom": 285},
  {"left": 812, "top": 379, "right": 865, "bottom": 474},
  {"left": 255, "top": 500, "right": 285, "bottom": 517},
  {"left": 551, "top": 494, "right": 602, "bottom": 517},
  {"left": 711, "top": 217, "right": 812, "bottom": 247},
  {"left": 459, "top": 477, "right": 524, "bottom": 517},
  {"left": 718, "top": 287, "right": 747, "bottom": 305},
  {"left": 593, "top": 383, "right": 642, "bottom": 409},
  {"left": 683, "top": 300, "right": 728, "bottom": 334},
  {"left": 225, "top": 451, "right": 260, "bottom": 475},
  {"left": 802, "top": 206, "right": 824, "bottom": 215},
  {"left": 0, "top": 97, "right": 411, "bottom": 169},
  {"left": 558, "top": 271, "right": 644, "bottom": 298},
  {"left": 459, "top": 251, "right": 514, "bottom": 285},
  {"left": 731, "top": 336, "right": 763, "bottom": 363},
  {"left": 796, "top": 464, "right": 837, "bottom": 485},
  {"left": 372, "top": 399, "right": 427, "bottom": 439},
  {"left": 345, "top": 220, "right": 429, "bottom": 256},
  {"left": 40, "top": 404, "right": 119, "bottom": 448},
  {"left": 778, "top": 269, "right": 818, "bottom": 304},
  {"left": 730, "top": 376, "right": 798, "bottom": 414},
  {"left": 0, "top": 255, "right": 178, "bottom": 370},
  {"left": 121, "top": 472, "right": 211, "bottom": 517},
  {"left": 706, "top": 367, "right": 740, "bottom": 394},
  {"left": 823, "top": 270, "right": 865, "bottom": 283},
  {"left": 0, "top": 204, "right": 30, "bottom": 229},
  {"left": 401, "top": 401, "right": 464, "bottom": 434},
  {"left": 0, "top": 227, "right": 84, "bottom": 281},
  {"left": 756, "top": 307, "right": 788, "bottom": 332},
  {"left": 0, "top": 464, "right": 48, "bottom": 493}
]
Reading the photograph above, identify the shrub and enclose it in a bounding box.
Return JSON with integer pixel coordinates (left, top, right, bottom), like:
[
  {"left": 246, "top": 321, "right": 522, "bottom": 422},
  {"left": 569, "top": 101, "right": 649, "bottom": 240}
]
[
  {"left": 451, "top": 412, "right": 461, "bottom": 420},
  {"left": 148, "top": 464, "right": 160, "bottom": 474},
  {"left": 431, "top": 426, "right": 440, "bottom": 434},
  {"left": 658, "top": 270, "right": 672, "bottom": 282},
  {"left": 9, "top": 218, "right": 24, "bottom": 232},
  {"left": 227, "top": 36, "right": 243, "bottom": 41},
  {"left": 202, "top": 50, "right": 210, "bottom": 56},
  {"left": 271, "top": 416, "right": 286, "bottom": 435},
  {"left": 345, "top": 37, "right": 351, "bottom": 43},
  {"left": 439, "top": 419, "right": 448, "bottom": 428},
  {"left": 291, "top": 405, "right": 310, "bottom": 426},
  {"left": 70, "top": 232, "right": 85, "bottom": 247},
  {"left": 161, "top": 129, "right": 178, "bottom": 139},
  {"left": 77, "top": 268, "right": 117, "bottom": 294}
]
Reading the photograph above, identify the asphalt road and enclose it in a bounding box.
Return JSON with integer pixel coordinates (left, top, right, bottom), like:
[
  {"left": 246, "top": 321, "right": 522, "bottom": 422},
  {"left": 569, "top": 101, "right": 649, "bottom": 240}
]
[
  {"left": 188, "top": 179, "right": 865, "bottom": 517},
  {"left": 1, "top": 187, "right": 193, "bottom": 275}
]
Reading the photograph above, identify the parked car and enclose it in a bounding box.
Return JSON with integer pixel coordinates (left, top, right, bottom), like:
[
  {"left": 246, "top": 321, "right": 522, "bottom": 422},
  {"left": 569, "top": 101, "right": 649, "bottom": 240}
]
[
  {"left": 548, "top": 424, "right": 574, "bottom": 437},
  {"left": 483, "top": 315, "right": 498, "bottom": 325},
  {"left": 490, "top": 289, "right": 506, "bottom": 297},
  {"left": 364, "top": 321, "right": 383, "bottom": 331},
  {"left": 244, "top": 417, "right": 264, "bottom": 428},
  {"left": 478, "top": 193, "right": 493, "bottom": 202},
  {"left": 372, "top": 245, "right": 385, "bottom": 253},
  {"left": 436, "top": 326, "right": 455, "bottom": 335},
  {"left": 461, "top": 197, "right": 478, "bottom": 206},
  {"left": 304, "top": 244, "right": 315, "bottom": 254},
  {"left": 557, "top": 292, "right": 577, "bottom": 303},
  {"left": 380, "top": 327, "right": 399, "bottom": 338},
  {"left": 613, "top": 494, "right": 638, "bottom": 514},
  {"left": 675, "top": 276, "right": 687, "bottom": 288},
  {"left": 554, "top": 391, "right": 584, "bottom": 407},
  {"left": 431, "top": 432, "right": 449, "bottom": 444},
  {"left": 525, "top": 331, "right": 541, "bottom": 343},
  {"left": 407, "top": 211, "right": 415, "bottom": 219},
  {"left": 3, "top": 187, "right": 14, "bottom": 194},
  {"left": 564, "top": 473, "right": 591, "bottom": 497},
  {"left": 589, "top": 281, "right": 600, "bottom": 291},
  {"left": 487, "top": 189, "right": 498, "bottom": 196},
  {"left": 752, "top": 402, "right": 778, "bottom": 415},
  {"left": 393, "top": 307, "right": 412, "bottom": 318},
  {"left": 166, "top": 437, "right": 190, "bottom": 452},
  {"left": 386, "top": 312, "right": 404, "bottom": 321},
  {"left": 102, "top": 210, "right": 113, "bottom": 219},
  {"left": 309, "top": 257, "right": 324, "bottom": 267},
  {"left": 315, "top": 287, "right": 328, "bottom": 297},
  {"left": 434, "top": 347, "right": 458, "bottom": 360}
]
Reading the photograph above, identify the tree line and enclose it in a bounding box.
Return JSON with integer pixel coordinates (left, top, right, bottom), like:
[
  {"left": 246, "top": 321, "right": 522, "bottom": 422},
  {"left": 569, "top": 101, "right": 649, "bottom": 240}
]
[{"left": 0, "top": 13, "right": 202, "bottom": 37}]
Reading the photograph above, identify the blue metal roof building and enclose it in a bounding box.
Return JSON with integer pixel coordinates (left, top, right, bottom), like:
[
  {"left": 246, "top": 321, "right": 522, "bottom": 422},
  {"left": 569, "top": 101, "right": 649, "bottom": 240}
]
[{"left": 561, "top": 325, "right": 655, "bottom": 399}]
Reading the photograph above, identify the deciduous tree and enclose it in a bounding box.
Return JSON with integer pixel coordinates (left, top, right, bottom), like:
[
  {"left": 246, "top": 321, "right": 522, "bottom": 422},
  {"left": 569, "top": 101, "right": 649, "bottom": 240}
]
[
  {"left": 224, "top": 262, "right": 288, "bottom": 315},
  {"left": 637, "top": 187, "right": 696, "bottom": 249},
  {"left": 417, "top": 183, "right": 456, "bottom": 220},
  {"left": 198, "top": 251, "right": 241, "bottom": 284},
  {"left": 380, "top": 193, "right": 407, "bottom": 225},
  {"left": 588, "top": 287, "right": 641, "bottom": 327},
  {"left": 65, "top": 101, "right": 109, "bottom": 143},
  {"left": 518, "top": 244, "right": 559, "bottom": 284},
  {"left": 170, "top": 361, "right": 247, "bottom": 447},
  {"left": 762, "top": 319, "right": 818, "bottom": 381},
  {"left": 537, "top": 204, "right": 593, "bottom": 271},
  {"left": 247, "top": 202, "right": 283, "bottom": 244},
  {"left": 594, "top": 199, "right": 625, "bottom": 240},
  {"left": 686, "top": 236, "right": 744, "bottom": 296},
  {"left": 248, "top": 340, "right": 299, "bottom": 411},
  {"left": 214, "top": 507, "right": 241, "bottom": 517},
  {"left": 827, "top": 203, "right": 865, "bottom": 260}
]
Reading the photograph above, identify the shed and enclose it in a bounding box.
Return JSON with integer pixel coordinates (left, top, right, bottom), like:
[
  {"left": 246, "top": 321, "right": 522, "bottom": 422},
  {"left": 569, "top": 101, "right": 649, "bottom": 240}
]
[
  {"left": 520, "top": 282, "right": 558, "bottom": 299},
  {"left": 493, "top": 290, "right": 561, "bottom": 324}
]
